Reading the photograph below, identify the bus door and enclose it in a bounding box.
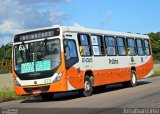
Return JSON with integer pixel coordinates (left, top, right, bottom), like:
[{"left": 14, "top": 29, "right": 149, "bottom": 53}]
[{"left": 63, "top": 36, "right": 82, "bottom": 90}]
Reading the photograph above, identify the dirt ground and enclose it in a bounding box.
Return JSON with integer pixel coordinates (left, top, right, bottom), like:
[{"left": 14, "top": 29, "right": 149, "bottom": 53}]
[{"left": 0, "top": 73, "right": 14, "bottom": 90}]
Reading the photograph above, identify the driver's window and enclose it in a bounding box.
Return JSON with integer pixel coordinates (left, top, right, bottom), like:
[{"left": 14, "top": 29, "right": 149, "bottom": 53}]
[
  {"left": 65, "top": 39, "right": 78, "bottom": 59},
  {"left": 64, "top": 39, "right": 79, "bottom": 69}
]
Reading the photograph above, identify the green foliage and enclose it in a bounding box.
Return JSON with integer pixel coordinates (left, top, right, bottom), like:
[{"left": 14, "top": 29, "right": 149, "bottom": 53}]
[
  {"left": 0, "top": 87, "right": 25, "bottom": 102},
  {"left": 151, "top": 65, "right": 160, "bottom": 77},
  {"left": 148, "top": 32, "right": 160, "bottom": 61},
  {"left": 0, "top": 45, "right": 12, "bottom": 74}
]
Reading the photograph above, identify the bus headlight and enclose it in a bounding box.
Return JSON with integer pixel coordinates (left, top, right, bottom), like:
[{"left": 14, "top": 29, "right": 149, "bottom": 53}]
[
  {"left": 53, "top": 72, "right": 63, "bottom": 83},
  {"left": 52, "top": 72, "right": 63, "bottom": 83},
  {"left": 14, "top": 78, "right": 21, "bottom": 86}
]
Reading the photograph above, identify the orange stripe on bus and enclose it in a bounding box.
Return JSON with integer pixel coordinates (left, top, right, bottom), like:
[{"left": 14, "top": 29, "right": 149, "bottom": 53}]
[{"left": 67, "top": 57, "right": 153, "bottom": 89}]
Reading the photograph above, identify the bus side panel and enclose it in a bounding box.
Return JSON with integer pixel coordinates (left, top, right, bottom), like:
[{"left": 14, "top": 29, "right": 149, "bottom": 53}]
[
  {"left": 49, "top": 79, "right": 67, "bottom": 92},
  {"left": 136, "top": 56, "right": 153, "bottom": 79},
  {"left": 66, "top": 67, "right": 130, "bottom": 90},
  {"left": 66, "top": 66, "right": 84, "bottom": 90},
  {"left": 94, "top": 67, "right": 131, "bottom": 86},
  {"left": 93, "top": 70, "right": 109, "bottom": 86}
]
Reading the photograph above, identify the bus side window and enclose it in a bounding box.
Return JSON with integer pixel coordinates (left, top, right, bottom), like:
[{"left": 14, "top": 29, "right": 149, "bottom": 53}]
[
  {"left": 144, "top": 39, "right": 151, "bottom": 55},
  {"left": 64, "top": 39, "right": 79, "bottom": 69},
  {"left": 117, "top": 37, "right": 126, "bottom": 56},
  {"left": 136, "top": 39, "right": 145, "bottom": 56},
  {"left": 105, "top": 36, "right": 116, "bottom": 56},
  {"left": 126, "top": 38, "right": 137, "bottom": 56},
  {"left": 90, "top": 35, "right": 105, "bottom": 56},
  {"left": 78, "top": 34, "right": 92, "bottom": 56}
]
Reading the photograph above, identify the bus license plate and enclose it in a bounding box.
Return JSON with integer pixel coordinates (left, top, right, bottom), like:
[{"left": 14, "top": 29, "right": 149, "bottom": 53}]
[{"left": 32, "top": 90, "right": 42, "bottom": 94}]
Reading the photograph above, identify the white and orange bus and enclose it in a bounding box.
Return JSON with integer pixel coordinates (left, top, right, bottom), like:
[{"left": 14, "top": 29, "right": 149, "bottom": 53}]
[{"left": 12, "top": 25, "right": 154, "bottom": 100}]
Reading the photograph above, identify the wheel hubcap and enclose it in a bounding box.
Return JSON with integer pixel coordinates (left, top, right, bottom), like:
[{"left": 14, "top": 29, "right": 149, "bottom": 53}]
[
  {"left": 85, "top": 81, "right": 90, "bottom": 91},
  {"left": 132, "top": 73, "right": 136, "bottom": 84}
]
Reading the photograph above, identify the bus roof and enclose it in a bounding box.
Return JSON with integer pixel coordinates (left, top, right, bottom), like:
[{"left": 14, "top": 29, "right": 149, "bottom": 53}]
[{"left": 15, "top": 25, "right": 149, "bottom": 39}]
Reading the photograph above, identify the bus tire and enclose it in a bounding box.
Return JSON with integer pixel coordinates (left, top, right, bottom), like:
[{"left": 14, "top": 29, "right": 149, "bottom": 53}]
[
  {"left": 130, "top": 70, "right": 137, "bottom": 87},
  {"left": 40, "top": 93, "right": 54, "bottom": 101},
  {"left": 123, "top": 70, "right": 137, "bottom": 87},
  {"left": 82, "top": 76, "right": 93, "bottom": 97}
]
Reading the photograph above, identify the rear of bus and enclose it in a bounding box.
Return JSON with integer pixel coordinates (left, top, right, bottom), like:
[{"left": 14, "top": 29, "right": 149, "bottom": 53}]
[{"left": 12, "top": 27, "right": 68, "bottom": 100}]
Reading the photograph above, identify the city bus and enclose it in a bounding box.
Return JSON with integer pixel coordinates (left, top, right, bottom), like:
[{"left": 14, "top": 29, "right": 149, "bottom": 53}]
[{"left": 12, "top": 25, "right": 154, "bottom": 100}]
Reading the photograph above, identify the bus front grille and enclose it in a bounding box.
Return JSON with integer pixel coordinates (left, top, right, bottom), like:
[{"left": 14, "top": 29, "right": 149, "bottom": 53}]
[{"left": 23, "top": 86, "right": 50, "bottom": 94}]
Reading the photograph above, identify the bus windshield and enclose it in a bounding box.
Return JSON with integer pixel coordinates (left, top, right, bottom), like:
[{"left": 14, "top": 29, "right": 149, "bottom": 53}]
[{"left": 14, "top": 39, "right": 61, "bottom": 74}]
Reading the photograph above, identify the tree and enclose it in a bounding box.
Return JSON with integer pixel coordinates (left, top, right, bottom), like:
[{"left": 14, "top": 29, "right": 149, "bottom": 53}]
[{"left": 148, "top": 32, "right": 160, "bottom": 61}]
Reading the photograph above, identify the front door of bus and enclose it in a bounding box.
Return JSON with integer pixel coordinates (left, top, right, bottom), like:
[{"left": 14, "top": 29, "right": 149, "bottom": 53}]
[{"left": 64, "top": 38, "right": 82, "bottom": 90}]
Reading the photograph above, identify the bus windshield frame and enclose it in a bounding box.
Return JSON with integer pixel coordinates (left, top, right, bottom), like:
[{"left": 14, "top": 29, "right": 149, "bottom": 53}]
[{"left": 13, "top": 38, "right": 61, "bottom": 80}]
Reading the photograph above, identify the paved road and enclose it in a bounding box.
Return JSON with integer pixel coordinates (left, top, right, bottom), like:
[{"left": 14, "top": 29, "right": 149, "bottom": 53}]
[{"left": 0, "top": 76, "right": 160, "bottom": 114}]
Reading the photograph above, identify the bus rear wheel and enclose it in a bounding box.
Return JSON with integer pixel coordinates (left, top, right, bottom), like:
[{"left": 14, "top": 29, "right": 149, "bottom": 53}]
[
  {"left": 81, "top": 76, "right": 93, "bottom": 97},
  {"left": 123, "top": 70, "right": 137, "bottom": 87},
  {"left": 40, "top": 93, "right": 54, "bottom": 101},
  {"left": 130, "top": 70, "right": 137, "bottom": 87}
]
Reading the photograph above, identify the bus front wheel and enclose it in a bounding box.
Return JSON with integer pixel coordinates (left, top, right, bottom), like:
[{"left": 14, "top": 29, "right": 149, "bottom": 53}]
[{"left": 81, "top": 76, "right": 93, "bottom": 97}]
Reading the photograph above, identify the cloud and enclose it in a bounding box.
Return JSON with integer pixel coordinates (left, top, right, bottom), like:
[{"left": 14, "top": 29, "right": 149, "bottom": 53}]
[
  {"left": 100, "top": 11, "right": 113, "bottom": 27},
  {"left": 0, "top": 19, "right": 22, "bottom": 46},
  {"left": 49, "top": 8, "right": 68, "bottom": 24},
  {"left": 72, "top": 22, "right": 85, "bottom": 28},
  {"left": 0, "top": 0, "right": 71, "bottom": 46},
  {"left": 0, "top": 20, "right": 22, "bottom": 35}
]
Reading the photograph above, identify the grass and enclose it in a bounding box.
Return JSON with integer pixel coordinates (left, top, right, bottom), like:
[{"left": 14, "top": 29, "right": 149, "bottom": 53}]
[
  {"left": 0, "top": 87, "right": 26, "bottom": 103},
  {"left": 151, "top": 65, "right": 160, "bottom": 77}
]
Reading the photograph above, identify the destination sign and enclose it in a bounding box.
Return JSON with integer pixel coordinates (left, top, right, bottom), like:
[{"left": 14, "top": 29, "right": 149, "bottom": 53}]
[{"left": 14, "top": 28, "right": 60, "bottom": 42}]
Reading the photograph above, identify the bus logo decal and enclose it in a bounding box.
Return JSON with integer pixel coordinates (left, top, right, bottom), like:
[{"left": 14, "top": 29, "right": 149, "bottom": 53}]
[
  {"left": 141, "top": 57, "right": 144, "bottom": 63},
  {"left": 131, "top": 57, "right": 134, "bottom": 62},
  {"left": 109, "top": 59, "right": 119, "bottom": 64},
  {"left": 82, "top": 58, "right": 93, "bottom": 63}
]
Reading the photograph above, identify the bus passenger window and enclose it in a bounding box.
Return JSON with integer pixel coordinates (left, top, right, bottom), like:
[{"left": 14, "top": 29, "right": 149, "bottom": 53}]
[
  {"left": 127, "top": 38, "right": 136, "bottom": 56},
  {"left": 91, "top": 35, "right": 105, "bottom": 56},
  {"left": 78, "top": 34, "right": 91, "bottom": 56},
  {"left": 105, "top": 36, "right": 116, "bottom": 56},
  {"left": 136, "top": 39, "right": 145, "bottom": 56},
  {"left": 144, "top": 40, "right": 151, "bottom": 55},
  {"left": 117, "top": 37, "right": 126, "bottom": 56}
]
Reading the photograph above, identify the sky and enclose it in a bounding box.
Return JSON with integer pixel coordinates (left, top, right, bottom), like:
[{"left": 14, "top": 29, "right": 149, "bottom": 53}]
[{"left": 0, "top": 0, "right": 160, "bottom": 46}]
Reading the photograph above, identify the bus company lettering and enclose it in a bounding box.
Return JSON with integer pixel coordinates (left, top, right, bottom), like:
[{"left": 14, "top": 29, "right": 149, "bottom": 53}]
[
  {"left": 82, "top": 58, "right": 93, "bottom": 63},
  {"left": 109, "top": 59, "right": 119, "bottom": 64}
]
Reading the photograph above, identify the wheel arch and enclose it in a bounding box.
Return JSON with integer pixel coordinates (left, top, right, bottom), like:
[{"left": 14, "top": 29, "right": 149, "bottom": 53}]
[
  {"left": 131, "top": 66, "right": 136, "bottom": 71},
  {"left": 84, "top": 70, "right": 94, "bottom": 86}
]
